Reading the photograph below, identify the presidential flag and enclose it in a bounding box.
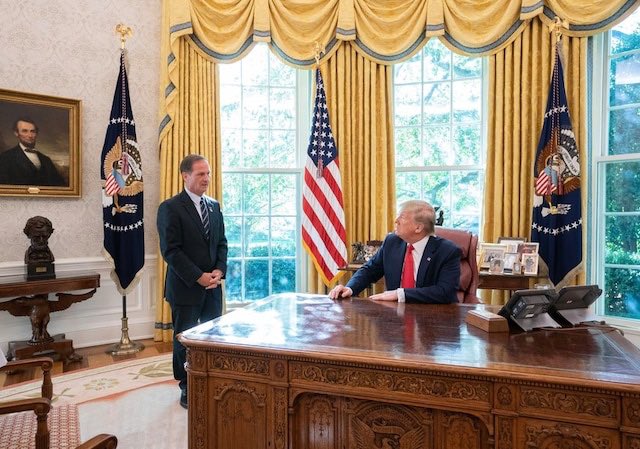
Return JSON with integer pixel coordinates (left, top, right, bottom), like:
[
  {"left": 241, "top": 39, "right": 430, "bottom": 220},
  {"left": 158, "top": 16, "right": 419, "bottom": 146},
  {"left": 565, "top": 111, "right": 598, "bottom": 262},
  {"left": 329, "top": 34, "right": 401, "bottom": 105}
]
[
  {"left": 531, "top": 43, "right": 582, "bottom": 287},
  {"left": 101, "top": 50, "right": 145, "bottom": 295},
  {"left": 302, "top": 69, "right": 348, "bottom": 284}
]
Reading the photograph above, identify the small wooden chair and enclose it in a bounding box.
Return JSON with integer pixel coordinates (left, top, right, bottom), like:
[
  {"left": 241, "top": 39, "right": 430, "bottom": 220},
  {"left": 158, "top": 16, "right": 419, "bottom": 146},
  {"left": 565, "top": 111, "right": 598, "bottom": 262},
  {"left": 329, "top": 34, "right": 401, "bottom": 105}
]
[{"left": 0, "top": 354, "right": 117, "bottom": 449}]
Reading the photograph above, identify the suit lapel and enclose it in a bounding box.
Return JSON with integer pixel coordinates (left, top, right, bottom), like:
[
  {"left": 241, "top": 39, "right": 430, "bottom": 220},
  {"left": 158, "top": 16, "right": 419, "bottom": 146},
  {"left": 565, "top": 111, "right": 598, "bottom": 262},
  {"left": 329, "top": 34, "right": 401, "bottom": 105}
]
[
  {"left": 416, "top": 236, "right": 440, "bottom": 287},
  {"left": 179, "top": 191, "right": 206, "bottom": 236}
]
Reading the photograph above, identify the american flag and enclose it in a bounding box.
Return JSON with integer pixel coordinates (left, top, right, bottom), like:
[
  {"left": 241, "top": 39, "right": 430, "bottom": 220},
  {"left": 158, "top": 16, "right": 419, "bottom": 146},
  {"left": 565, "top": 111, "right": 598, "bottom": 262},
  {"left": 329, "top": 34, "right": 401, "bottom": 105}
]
[{"left": 302, "top": 69, "right": 348, "bottom": 284}]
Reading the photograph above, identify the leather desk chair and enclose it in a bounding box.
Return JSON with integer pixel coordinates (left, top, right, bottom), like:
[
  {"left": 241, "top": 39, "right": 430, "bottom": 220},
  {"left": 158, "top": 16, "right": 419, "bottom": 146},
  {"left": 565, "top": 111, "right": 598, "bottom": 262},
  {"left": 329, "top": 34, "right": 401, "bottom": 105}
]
[
  {"left": 435, "top": 226, "right": 481, "bottom": 303},
  {"left": 0, "top": 353, "right": 118, "bottom": 449}
]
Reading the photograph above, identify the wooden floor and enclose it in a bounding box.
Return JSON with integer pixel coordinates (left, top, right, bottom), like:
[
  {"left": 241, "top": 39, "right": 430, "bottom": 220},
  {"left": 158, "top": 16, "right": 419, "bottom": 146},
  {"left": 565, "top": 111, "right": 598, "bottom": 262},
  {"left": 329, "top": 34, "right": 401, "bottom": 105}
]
[{"left": 1, "top": 338, "right": 173, "bottom": 387}]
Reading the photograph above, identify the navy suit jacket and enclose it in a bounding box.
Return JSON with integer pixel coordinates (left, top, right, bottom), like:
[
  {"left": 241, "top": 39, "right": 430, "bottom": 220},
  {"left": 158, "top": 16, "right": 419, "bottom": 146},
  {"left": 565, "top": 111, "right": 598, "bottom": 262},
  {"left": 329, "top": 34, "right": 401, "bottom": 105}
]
[
  {"left": 346, "top": 233, "right": 461, "bottom": 304},
  {"left": 157, "top": 190, "right": 228, "bottom": 307},
  {"left": 0, "top": 146, "right": 65, "bottom": 186}
]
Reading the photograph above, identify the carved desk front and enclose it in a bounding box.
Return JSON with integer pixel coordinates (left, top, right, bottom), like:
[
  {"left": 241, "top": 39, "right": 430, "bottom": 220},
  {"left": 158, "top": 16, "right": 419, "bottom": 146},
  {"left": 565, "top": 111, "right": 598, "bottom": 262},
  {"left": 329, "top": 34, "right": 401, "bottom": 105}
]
[{"left": 180, "top": 293, "right": 640, "bottom": 449}]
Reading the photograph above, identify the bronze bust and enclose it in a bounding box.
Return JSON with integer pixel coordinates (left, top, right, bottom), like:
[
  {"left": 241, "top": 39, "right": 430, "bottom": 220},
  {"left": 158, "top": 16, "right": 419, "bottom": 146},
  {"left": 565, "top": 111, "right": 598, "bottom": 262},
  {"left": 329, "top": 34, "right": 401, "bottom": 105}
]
[{"left": 23, "top": 216, "right": 56, "bottom": 280}]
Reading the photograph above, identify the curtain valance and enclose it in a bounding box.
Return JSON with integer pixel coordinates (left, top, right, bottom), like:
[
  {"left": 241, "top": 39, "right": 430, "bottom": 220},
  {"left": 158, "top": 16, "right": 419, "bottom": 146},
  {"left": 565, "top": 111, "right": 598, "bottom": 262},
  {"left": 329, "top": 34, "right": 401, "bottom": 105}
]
[{"left": 165, "top": 0, "right": 639, "bottom": 68}]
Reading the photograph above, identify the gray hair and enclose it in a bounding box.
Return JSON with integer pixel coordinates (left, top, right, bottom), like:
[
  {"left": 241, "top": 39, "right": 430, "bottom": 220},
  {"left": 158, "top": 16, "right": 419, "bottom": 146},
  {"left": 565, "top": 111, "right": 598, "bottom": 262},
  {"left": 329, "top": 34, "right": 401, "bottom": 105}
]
[{"left": 398, "top": 200, "right": 436, "bottom": 234}]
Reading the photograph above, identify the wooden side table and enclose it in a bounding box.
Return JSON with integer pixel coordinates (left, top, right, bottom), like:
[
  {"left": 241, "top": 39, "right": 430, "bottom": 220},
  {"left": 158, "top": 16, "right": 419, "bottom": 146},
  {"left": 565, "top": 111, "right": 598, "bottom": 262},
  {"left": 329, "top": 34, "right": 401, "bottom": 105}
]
[
  {"left": 0, "top": 272, "right": 100, "bottom": 364},
  {"left": 478, "top": 272, "right": 550, "bottom": 295}
]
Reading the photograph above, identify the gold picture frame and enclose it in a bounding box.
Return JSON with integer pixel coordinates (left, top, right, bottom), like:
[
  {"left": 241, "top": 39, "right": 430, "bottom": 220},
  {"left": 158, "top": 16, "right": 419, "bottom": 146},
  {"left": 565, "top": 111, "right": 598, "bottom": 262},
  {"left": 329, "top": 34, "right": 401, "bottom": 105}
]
[
  {"left": 0, "top": 89, "right": 81, "bottom": 197},
  {"left": 478, "top": 243, "right": 507, "bottom": 270},
  {"left": 497, "top": 236, "right": 527, "bottom": 254}
]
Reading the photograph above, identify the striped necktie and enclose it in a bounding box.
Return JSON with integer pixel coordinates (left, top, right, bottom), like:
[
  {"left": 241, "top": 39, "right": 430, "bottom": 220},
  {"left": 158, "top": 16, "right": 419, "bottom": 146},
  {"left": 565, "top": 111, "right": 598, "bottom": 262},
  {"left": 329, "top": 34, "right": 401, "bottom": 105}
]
[{"left": 200, "top": 198, "right": 210, "bottom": 237}]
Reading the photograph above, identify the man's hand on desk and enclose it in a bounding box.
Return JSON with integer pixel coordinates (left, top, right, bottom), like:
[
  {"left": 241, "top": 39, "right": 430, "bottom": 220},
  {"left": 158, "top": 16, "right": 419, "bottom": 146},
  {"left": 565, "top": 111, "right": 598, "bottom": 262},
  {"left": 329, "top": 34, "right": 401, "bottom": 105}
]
[
  {"left": 328, "top": 284, "right": 353, "bottom": 299},
  {"left": 369, "top": 290, "right": 398, "bottom": 301}
]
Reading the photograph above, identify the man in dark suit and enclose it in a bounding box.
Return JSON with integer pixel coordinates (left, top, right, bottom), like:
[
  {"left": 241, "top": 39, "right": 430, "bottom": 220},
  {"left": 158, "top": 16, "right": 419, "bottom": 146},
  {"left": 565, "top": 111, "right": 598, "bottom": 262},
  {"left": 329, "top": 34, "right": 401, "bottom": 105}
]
[
  {"left": 0, "top": 118, "right": 65, "bottom": 186},
  {"left": 329, "top": 200, "right": 460, "bottom": 304},
  {"left": 156, "top": 154, "right": 228, "bottom": 409}
]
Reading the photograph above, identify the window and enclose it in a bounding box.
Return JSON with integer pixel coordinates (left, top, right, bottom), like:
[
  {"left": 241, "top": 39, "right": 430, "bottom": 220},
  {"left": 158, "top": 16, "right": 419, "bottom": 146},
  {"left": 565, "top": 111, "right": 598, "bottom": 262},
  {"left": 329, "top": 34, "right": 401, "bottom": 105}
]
[
  {"left": 393, "top": 39, "right": 485, "bottom": 234},
  {"left": 593, "top": 11, "right": 640, "bottom": 321},
  {"left": 219, "top": 45, "right": 310, "bottom": 304}
]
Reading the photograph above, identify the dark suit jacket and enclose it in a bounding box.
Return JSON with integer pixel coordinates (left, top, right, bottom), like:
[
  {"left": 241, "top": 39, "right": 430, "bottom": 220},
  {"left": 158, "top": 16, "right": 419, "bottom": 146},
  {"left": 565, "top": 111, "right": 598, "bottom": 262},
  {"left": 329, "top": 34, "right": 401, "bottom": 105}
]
[
  {"left": 346, "top": 233, "right": 461, "bottom": 304},
  {"left": 0, "top": 146, "right": 65, "bottom": 186},
  {"left": 157, "top": 190, "right": 228, "bottom": 306}
]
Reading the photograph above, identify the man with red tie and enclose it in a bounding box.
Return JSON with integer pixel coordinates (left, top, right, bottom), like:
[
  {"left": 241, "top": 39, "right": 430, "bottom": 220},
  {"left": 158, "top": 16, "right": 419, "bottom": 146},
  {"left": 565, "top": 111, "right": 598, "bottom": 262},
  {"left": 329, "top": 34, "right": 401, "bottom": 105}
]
[{"left": 329, "top": 200, "right": 461, "bottom": 304}]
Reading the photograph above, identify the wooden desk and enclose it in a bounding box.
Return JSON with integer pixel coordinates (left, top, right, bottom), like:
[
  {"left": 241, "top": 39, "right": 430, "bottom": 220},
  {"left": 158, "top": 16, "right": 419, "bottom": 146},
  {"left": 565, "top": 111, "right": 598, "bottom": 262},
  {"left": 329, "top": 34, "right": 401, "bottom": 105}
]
[
  {"left": 0, "top": 272, "right": 100, "bottom": 363},
  {"left": 180, "top": 294, "right": 640, "bottom": 449}
]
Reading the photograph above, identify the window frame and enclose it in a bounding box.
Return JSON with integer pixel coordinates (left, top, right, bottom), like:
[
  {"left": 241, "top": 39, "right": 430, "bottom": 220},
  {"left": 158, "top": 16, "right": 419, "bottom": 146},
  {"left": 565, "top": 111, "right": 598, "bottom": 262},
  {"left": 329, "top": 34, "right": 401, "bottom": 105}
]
[{"left": 589, "top": 30, "right": 640, "bottom": 340}]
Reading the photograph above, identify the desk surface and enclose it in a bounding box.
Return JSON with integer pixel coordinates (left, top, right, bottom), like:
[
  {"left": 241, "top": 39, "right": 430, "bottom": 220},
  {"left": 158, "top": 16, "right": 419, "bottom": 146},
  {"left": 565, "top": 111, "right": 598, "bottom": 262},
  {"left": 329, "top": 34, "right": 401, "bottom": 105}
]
[{"left": 181, "top": 293, "right": 640, "bottom": 388}]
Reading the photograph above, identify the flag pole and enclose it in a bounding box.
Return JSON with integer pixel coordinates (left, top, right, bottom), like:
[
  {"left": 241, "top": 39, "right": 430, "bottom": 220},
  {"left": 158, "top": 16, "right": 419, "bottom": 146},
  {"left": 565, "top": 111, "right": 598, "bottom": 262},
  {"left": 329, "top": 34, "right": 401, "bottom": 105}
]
[{"left": 106, "top": 23, "right": 144, "bottom": 356}]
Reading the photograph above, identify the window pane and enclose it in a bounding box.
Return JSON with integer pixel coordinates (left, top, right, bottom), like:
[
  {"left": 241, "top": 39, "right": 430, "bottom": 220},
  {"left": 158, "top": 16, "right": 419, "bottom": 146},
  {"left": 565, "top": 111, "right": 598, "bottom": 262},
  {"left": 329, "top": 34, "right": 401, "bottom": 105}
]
[
  {"left": 423, "top": 40, "right": 450, "bottom": 81},
  {"left": 225, "top": 216, "right": 242, "bottom": 258},
  {"left": 242, "top": 87, "right": 269, "bottom": 129},
  {"left": 271, "top": 175, "right": 297, "bottom": 215},
  {"left": 606, "top": 161, "right": 640, "bottom": 212},
  {"left": 608, "top": 107, "right": 640, "bottom": 155},
  {"left": 242, "top": 49, "right": 269, "bottom": 85},
  {"left": 453, "top": 124, "right": 481, "bottom": 165},
  {"left": 243, "top": 174, "right": 269, "bottom": 215},
  {"left": 271, "top": 217, "right": 296, "bottom": 256},
  {"left": 610, "top": 53, "right": 640, "bottom": 106},
  {"left": 242, "top": 130, "right": 269, "bottom": 168},
  {"left": 396, "top": 172, "right": 420, "bottom": 204},
  {"left": 421, "top": 171, "right": 449, "bottom": 208},
  {"left": 394, "top": 84, "right": 421, "bottom": 126},
  {"left": 453, "top": 53, "right": 481, "bottom": 78},
  {"left": 270, "top": 87, "right": 295, "bottom": 129},
  {"left": 222, "top": 173, "right": 242, "bottom": 214},
  {"left": 423, "top": 82, "right": 450, "bottom": 124},
  {"left": 244, "top": 216, "right": 269, "bottom": 257},
  {"left": 221, "top": 130, "right": 241, "bottom": 168},
  {"left": 272, "top": 259, "right": 296, "bottom": 293},
  {"left": 270, "top": 130, "right": 296, "bottom": 168},
  {"left": 245, "top": 259, "right": 269, "bottom": 300},
  {"left": 452, "top": 79, "right": 481, "bottom": 122},
  {"left": 395, "top": 127, "right": 421, "bottom": 167},
  {"left": 394, "top": 52, "right": 421, "bottom": 84},
  {"left": 605, "top": 215, "right": 640, "bottom": 264},
  {"left": 610, "top": 11, "right": 640, "bottom": 55},
  {"left": 270, "top": 52, "right": 296, "bottom": 86},
  {"left": 220, "top": 85, "right": 241, "bottom": 127},
  {"left": 225, "top": 259, "right": 243, "bottom": 301},
  {"left": 604, "top": 267, "right": 640, "bottom": 318},
  {"left": 423, "top": 126, "right": 449, "bottom": 165}
]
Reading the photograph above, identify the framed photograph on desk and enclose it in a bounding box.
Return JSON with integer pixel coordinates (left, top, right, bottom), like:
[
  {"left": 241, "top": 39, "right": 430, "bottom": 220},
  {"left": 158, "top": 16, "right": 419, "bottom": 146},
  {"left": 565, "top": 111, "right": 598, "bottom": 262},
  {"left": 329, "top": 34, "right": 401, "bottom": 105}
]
[
  {"left": 517, "top": 242, "right": 539, "bottom": 254},
  {"left": 497, "top": 236, "right": 526, "bottom": 253},
  {"left": 479, "top": 243, "right": 507, "bottom": 270},
  {"left": 522, "top": 253, "right": 539, "bottom": 275},
  {"left": 503, "top": 252, "right": 519, "bottom": 274}
]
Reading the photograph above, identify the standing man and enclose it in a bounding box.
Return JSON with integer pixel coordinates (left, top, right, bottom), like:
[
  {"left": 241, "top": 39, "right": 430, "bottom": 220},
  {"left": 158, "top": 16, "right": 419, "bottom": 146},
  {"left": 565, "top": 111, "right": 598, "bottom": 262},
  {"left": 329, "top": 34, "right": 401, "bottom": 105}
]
[
  {"left": 157, "top": 154, "right": 228, "bottom": 409},
  {"left": 329, "top": 200, "right": 460, "bottom": 304},
  {"left": 0, "top": 117, "right": 65, "bottom": 186}
]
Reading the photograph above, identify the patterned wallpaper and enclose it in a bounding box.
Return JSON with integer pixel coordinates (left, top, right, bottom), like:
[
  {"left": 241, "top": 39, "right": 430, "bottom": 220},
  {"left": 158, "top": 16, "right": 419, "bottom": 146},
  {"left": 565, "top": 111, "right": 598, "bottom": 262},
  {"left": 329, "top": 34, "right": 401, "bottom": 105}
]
[{"left": 0, "top": 0, "right": 161, "bottom": 264}]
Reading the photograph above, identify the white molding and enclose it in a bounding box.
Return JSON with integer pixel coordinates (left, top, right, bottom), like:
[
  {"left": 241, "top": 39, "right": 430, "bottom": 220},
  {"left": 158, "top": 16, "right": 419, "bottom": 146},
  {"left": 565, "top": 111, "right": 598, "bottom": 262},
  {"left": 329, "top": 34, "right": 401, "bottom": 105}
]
[{"left": 0, "top": 255, "right": 159, "bottom": 355}]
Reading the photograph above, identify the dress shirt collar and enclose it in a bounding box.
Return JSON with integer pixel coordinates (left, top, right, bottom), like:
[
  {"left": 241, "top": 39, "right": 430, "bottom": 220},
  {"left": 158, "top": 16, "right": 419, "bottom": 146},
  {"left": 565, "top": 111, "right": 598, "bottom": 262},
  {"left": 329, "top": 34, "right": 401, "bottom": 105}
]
[{"left": 184, "top": 187, "right": 204, "bottom": 211}]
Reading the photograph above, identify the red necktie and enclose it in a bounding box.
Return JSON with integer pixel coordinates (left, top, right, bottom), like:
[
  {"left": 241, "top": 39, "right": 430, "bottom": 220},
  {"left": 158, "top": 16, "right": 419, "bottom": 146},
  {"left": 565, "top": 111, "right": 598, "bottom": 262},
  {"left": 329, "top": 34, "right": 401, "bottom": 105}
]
[{"left": 401, "top": 244, "right": 415, "bottom": 288}]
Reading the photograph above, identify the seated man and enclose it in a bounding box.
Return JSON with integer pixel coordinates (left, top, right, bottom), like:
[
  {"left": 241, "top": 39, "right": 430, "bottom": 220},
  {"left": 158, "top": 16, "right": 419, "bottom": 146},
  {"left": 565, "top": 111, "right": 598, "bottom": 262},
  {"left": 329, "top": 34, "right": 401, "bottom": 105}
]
[{"left": 329, "top": 200, "right": 461, "bottom": 304}]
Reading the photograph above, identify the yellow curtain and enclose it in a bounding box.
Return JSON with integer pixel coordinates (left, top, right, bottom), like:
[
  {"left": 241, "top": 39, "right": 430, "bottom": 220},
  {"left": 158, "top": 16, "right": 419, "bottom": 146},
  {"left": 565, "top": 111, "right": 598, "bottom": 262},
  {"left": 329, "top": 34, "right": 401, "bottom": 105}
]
[
  {"left": 481, "top": 17, "right": 588, "bottom": 304},
  {"left": 308, "top": 42, "right": 396, "bottom": 293},
  {"left": 154, "top": 35, "right": 222, "bottom": 342}
]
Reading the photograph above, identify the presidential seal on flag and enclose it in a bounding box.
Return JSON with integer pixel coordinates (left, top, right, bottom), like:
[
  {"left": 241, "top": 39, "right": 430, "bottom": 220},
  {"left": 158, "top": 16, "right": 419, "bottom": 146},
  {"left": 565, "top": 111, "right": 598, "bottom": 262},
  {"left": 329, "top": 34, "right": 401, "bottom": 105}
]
[{"left": 102, "top": 135, "right": 143, "bottom": 215}]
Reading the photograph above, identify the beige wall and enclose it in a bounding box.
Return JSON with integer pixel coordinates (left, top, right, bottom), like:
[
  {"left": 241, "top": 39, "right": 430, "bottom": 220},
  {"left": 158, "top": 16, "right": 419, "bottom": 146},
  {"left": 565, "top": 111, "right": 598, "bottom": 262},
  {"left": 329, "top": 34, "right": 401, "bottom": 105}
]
[{"left": 0, "top": 0, "right": 162, "bottom": 350}]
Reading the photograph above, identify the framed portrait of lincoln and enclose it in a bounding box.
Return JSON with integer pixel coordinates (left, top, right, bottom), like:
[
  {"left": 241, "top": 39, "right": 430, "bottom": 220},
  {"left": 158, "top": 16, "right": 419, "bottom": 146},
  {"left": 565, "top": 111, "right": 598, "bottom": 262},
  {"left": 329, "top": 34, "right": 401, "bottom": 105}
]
[{"left": 0, "top": 89, "right": 81, "bottom": 197}]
